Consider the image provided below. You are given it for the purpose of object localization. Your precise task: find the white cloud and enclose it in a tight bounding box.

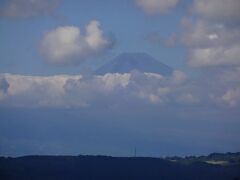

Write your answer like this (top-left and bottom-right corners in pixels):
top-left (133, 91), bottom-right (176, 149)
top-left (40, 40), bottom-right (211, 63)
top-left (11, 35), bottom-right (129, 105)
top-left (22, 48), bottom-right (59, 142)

top-left (179, 15), bottom-right (240, 68)
top-left (171, 70), bottom-right (187, 84)
top-left (165, 1), bottom-right (240, 68)
top-left (180, 19), bottom-right (240, 48)
top-left (85, 21), bottom-right (111, 51)
top-left (177, 93), bottom-right (199, 104)
top-left (192, 0), bottom-right (240, 25)
top-left (220, 67), bottom-right (240, 83)
top-left (0, 71), bottom-right (190, 108)
top-left (1, 69), bottom-right (240, 108)
top-left (99, 73), bottom-right (131, 91)
top-left (0, 77), bottom-right (9, 100)
top-left (189, 45), bottom-right (240, 67)
top-left (0, 73), bottom-right (132, 108)
top-left (1, 73), bottom-right (82, 107)
top-left (0, 0), bottom-right (60, 18)
top-left (135, 0), bottom-right (179, 14)
top-left (40, 20), bottom-right (113, 65)
top-left (222, 87), bottom-right (240, 107)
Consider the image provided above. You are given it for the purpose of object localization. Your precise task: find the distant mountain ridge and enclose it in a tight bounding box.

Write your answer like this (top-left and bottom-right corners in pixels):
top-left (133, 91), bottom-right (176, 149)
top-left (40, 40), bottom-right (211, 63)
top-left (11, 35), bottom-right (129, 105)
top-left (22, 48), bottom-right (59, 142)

top-left (95, 52), bottom-right (173, 75)
top-left (0, 152), bottom-right (239, 180)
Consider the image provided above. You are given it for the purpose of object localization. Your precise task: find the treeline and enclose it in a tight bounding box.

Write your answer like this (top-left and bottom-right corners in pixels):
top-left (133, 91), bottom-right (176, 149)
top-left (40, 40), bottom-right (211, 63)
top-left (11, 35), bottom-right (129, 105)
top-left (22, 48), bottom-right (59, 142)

top-left (0, 153), bottom-right (239, 180)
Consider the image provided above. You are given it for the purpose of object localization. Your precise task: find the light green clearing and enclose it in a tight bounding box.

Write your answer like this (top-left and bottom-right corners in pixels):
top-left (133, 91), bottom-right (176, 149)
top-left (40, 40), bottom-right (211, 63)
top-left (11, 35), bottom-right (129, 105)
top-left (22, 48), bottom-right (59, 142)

top-left (206, 160), bottom-right (229, 165)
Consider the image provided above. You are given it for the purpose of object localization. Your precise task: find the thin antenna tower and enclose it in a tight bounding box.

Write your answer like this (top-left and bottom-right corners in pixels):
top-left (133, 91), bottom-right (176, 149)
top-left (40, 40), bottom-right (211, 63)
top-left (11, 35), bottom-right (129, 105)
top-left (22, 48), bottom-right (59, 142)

top-left (134, 147), bottom-right (136, 157)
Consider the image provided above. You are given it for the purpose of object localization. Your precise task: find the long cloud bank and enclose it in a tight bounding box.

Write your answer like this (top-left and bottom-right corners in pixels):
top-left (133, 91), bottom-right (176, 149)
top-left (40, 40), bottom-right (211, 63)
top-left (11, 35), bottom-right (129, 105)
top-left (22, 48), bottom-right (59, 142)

top-left (0, 69), bottom-right (240, 108)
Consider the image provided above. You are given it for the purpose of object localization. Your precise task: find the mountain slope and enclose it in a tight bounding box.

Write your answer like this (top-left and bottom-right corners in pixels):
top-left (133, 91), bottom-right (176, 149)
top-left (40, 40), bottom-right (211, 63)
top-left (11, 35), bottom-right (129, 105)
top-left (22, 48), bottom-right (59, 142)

top-left (95, 52), bottom-right (173, 75)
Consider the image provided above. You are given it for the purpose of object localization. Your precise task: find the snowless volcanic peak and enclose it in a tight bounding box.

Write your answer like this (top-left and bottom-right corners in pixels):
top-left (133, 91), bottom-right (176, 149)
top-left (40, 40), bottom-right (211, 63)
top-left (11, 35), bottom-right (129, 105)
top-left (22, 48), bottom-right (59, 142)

top-left (95, 52), bottom-right (173, 75)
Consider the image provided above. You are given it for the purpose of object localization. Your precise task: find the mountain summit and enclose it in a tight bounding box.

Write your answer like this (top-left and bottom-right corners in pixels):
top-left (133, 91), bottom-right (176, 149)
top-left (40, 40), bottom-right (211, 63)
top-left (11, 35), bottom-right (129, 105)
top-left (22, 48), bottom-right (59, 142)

top-left (95, 52), bottom-right (172, 75)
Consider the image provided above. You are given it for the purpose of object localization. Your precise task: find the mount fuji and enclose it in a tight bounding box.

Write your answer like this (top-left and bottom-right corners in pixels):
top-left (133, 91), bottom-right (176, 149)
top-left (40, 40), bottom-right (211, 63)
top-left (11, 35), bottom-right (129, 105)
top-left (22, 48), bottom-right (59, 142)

top-left (95, 52), bottom-right (173, 75)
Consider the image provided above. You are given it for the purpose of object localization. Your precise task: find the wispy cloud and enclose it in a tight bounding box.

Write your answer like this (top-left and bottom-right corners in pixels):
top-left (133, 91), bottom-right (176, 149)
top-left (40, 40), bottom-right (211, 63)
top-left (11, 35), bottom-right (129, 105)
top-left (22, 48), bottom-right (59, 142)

top-left (0, 0), bottom-right (60, 18)
top-left (135, 0), bottom-right (179, 15)
top-left (191, 0), bottom-right (240, 26)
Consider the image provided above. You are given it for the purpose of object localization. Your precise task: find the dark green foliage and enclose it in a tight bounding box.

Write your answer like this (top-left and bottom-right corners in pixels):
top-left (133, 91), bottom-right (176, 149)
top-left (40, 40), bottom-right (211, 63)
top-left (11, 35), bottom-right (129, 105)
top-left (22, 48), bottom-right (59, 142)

top-left (0, 153), bottom-right (239, 180)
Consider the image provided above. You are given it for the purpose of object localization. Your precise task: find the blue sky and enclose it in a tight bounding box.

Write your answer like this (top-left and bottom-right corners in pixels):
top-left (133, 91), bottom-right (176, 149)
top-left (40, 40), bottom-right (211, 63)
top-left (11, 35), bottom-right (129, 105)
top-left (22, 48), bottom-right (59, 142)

top-left (0, 0), bottom-right (240, 157)
top-left (0, 0), bottom-right (188, 75)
